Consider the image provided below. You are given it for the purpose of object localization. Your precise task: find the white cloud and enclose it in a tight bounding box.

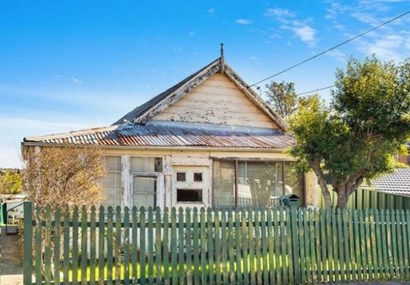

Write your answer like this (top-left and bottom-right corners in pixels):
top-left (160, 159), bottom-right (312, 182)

top-left (172, 47), bottom-right (183, 52)
top-left (351, 12), bottom-right (380, 26)
top-left (292, 23), bottom-right (317, 45)
top-left (55, 74), bottom-right (83, 85)
top-left (236, 19), bottom-right (252, 25)
top-left (188, 32), bottom-right (195, 36)
top-left (265, 7), bottom-right (317, 46)
top-left (326, 50), bottom-right (347, 62)
top-left (324, 0), bottom-right (410, 61)
top-left (207, 8), bottom-right (215, 16)
top-left (265, 8), bottom-right (295, 19)
top-left (358, 34), bottom-right (409, 60)
top-left (70, 77), bottom-right (83, 85)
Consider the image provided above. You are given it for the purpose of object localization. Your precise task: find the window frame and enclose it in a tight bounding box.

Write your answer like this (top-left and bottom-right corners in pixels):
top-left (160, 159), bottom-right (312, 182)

top-left (212, 158), bottom-right (305, 208)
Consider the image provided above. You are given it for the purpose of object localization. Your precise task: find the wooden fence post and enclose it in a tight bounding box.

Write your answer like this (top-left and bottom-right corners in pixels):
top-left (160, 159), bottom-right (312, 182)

top-left (23, 201), bottom-right (33, 285)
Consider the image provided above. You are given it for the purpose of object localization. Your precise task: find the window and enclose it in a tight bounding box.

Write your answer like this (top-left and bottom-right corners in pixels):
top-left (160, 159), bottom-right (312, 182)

top-left (176, 172), bottom-right (186, 182)
top-left (133, 176), bottom-right (157, 209)
top-left (131, 157), bottom-right (162, 172)
top-left (130, 157), bottom-right (162, 209)
top-left (101, 156), bottom-right (122, 207)
top-left (213, 160), bottom-right (304, 208)
top-left (194, 172), bottom-right (203, 182)
top-left (177, 189), bottom-right (202, 202)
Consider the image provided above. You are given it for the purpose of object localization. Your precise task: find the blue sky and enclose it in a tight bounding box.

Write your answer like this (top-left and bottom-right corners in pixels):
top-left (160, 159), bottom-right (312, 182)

top-left (1, 0), bottom-right (409, 167)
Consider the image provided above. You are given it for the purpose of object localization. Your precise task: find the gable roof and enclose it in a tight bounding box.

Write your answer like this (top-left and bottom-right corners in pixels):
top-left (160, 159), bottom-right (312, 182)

top-left (23, 55), bottom-right (294, 150)
top-left (114, 56), bottom-right (287, 131)
top-left (361, 168), bottom-right (410, 197)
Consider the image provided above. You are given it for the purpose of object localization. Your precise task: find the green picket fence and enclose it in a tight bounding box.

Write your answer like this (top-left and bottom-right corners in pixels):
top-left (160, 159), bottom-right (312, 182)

top-left (320, 188), bottom-right (410, 209)
top-left (23, 202), bottom-right (410, 285)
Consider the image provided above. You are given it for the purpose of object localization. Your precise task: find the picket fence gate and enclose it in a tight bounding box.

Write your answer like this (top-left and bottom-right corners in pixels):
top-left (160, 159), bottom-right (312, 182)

top-left (23, 202), bottom-right (410, 284)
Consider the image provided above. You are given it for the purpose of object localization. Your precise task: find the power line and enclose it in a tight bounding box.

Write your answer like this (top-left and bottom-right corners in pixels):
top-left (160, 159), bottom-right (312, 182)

top-left (296, 85), bottom-right (335, 96)
top-left (248, 9), bottom-right (410, 88)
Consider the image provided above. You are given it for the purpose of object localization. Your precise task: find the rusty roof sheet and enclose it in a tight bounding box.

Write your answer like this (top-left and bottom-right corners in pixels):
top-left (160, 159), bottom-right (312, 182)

top-left (24, 122), bottom-right (295, 149)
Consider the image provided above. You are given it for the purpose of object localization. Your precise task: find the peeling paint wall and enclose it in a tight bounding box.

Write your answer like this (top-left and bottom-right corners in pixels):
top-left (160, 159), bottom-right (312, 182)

top-left (153, 74), bottom-right (279, 129)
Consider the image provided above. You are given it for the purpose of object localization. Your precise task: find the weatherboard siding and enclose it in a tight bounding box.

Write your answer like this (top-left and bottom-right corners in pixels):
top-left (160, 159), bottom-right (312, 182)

top-left (153, 74), bottom-right (279, 129)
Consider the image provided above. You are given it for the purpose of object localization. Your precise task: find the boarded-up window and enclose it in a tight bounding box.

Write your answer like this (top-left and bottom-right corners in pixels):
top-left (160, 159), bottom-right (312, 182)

top-left (213, 160), bottom-right (304, 208)
top-left (102, 156), bottom-right (122, 207)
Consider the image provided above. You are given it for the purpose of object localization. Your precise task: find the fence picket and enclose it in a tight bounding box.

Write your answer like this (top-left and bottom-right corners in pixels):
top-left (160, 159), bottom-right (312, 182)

top-left (155, 208), bottom-right (162, 285)
top-left (170, 208), bottom-right (178, 285)
top-left (123, 207), bottom-right (130, 285)
top-left (131, 207), bottom-right (138, 282)
top-left (44, 205), bottom-right (52, 285)
top-left (192, 207), bottom-right (200, 285)
top-left (53, 207), bottom-right (61, 285)
top-left (227, 209), bottom-right (236, 284)
top-left (98, 206), bottom-right (105, 283)
top-left (403, 210), bottom-right (410, 279)
top-left (221, 210), bottom-right (229, 285)
top-left (207, 209), bottom-right (215, 284)
top-left (80, 206), bottom-right (88, 285)
top-left (72, 207), bottom-right (79, 285)
top-left (254, 209), bottom-right (262, 285)
top-left (241, 208), bottom-right (249, 285)
top-left (163, 208), bottom-right (170, 285)
top-left (200, 208), bottom-right (207, 285)
top-left (177, 208), bottom-right (184, 285)
top-left (89, 206), bottom-right (96, 285)
top-left (147, 207), bottom-right (154, 285)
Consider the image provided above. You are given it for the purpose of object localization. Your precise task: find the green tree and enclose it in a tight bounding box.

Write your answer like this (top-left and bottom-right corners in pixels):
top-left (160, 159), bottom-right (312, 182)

top-left (289, 56), bottom-right (410, 208)
top-left (265, 81), bottom-right (298, 119)
top-left (0, 170), bottom-right (22, 195)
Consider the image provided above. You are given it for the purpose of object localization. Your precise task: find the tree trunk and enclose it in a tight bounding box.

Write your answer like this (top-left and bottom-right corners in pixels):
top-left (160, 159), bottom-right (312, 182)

top-left (309, 161), bottom-right (333, 208)
top-left (316, 174), bottom-right (333, 208)
top-left (336, 185), bottom-right (349, 209)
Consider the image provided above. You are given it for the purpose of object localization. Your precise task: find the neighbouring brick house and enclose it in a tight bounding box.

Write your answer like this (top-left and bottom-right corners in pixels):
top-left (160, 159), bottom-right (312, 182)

top-left (22, 52), bottom-right (319, 209)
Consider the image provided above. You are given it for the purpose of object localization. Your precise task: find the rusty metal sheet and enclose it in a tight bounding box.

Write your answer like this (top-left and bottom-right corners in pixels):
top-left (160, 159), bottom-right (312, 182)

top-left (24, 123), bottom-right (295, 149)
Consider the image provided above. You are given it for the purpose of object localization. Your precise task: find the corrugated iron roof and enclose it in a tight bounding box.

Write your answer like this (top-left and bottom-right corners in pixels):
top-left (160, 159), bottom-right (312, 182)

top-left (362, 168), bottom-right (410, 196)
top-left (24, 122), bottom-right (295, 149)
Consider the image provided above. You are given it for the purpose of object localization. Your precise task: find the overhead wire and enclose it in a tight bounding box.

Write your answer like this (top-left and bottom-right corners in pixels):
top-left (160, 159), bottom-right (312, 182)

top-left (296, 85), bottom-right (335, 96)
top-left (248, 9), bottom-right (410, 88)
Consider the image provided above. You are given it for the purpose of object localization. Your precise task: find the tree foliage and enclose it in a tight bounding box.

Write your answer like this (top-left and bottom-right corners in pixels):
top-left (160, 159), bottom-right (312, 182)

top-left (24, 145), bottom-right (106, 208)
top-left (265, 81), bottom-right (299, 119)
top-left (289, 56), bottom-right (410, 208)
top-left (0, 169), bottom-right (22, 195)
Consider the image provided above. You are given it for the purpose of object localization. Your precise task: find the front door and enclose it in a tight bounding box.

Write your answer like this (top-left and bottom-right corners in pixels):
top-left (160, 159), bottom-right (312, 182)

top-left (172, 166), bottom-right (209, 208)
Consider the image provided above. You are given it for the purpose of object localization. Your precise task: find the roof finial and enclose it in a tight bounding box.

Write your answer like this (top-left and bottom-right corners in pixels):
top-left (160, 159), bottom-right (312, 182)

top-left (219, 43), bottom-right (225, 74)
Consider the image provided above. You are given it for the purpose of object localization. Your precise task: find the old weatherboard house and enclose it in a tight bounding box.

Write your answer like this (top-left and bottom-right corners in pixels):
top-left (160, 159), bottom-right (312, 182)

top-left (22, 49), bottom-right (318, 209)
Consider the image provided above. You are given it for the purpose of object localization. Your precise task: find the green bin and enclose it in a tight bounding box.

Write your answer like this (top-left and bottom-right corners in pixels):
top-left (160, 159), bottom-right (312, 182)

top-left (281, 194), bottom-right (300, 208)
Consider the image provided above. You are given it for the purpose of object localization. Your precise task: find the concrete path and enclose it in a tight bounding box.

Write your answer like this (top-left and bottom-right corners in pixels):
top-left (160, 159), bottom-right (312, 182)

top-left (0, 229), bottom-right (23, 285)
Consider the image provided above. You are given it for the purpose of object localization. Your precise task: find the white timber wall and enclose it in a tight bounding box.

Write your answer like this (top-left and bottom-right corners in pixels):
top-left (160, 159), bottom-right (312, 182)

top-left (101, 148), bottom-right (319, 209)
top-left (153, 73), bottom-right (279, 129)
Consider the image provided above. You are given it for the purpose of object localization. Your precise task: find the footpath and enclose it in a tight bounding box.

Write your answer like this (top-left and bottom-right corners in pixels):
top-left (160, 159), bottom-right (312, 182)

top-left (0, 230), bottom-right (23, 285)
